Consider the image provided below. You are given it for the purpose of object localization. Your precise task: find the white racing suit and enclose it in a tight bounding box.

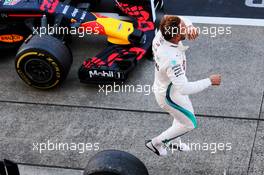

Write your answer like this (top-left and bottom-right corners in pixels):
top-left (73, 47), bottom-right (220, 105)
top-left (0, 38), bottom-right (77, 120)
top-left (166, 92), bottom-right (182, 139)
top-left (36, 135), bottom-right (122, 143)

top-left (152, 17), bottom-right (212, 146)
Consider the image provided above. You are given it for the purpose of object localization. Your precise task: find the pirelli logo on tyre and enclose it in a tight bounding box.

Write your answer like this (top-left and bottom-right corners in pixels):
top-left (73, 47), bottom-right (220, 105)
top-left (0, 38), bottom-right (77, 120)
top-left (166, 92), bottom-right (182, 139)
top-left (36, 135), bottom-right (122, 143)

top-left (16, 52), bottom-right (37, 86)
top-left (46, 57), bottom-right (61, 79)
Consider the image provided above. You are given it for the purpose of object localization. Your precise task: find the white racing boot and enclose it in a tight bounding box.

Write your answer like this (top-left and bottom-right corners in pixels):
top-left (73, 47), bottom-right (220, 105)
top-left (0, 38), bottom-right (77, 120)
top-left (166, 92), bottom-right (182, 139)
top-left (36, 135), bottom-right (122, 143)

top-left (145, 140), bottom-right (168, 157)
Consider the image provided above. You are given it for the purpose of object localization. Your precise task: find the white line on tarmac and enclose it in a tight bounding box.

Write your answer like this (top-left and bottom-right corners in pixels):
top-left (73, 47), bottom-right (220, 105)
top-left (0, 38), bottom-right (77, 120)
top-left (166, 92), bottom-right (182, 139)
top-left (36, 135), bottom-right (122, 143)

top-left (177, 16), bottom-right (264, 26)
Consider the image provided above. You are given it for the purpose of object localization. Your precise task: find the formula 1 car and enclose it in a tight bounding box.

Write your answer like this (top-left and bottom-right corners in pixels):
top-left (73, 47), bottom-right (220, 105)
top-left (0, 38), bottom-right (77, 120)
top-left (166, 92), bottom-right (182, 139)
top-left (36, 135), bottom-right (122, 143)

top-left (0, 0), bottom-right (163, 89)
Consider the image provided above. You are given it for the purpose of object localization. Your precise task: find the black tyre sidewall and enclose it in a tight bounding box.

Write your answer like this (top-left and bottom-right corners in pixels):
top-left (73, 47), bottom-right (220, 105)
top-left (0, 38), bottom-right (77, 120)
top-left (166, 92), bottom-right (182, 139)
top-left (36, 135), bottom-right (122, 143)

top-left (16, 49), bottom-right (63, 89)
top-left (84, 150), bottom-right (149, 175)
top-left (15, 35), bottom-right (72, 89)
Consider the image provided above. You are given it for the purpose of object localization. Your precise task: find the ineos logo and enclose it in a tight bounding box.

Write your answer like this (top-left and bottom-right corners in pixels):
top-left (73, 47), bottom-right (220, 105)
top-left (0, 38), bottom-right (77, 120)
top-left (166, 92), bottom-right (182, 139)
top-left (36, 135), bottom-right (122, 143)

top-left (245, 0), bottom-right (264, 8)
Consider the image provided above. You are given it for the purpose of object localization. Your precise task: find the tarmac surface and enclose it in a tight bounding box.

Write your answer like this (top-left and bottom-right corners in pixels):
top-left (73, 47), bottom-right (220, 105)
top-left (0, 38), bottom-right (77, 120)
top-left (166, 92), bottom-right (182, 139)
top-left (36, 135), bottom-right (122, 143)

top-left (0, 0), bottom-right (264, 175)
top-left (166, 0), bottom-right (264, 19)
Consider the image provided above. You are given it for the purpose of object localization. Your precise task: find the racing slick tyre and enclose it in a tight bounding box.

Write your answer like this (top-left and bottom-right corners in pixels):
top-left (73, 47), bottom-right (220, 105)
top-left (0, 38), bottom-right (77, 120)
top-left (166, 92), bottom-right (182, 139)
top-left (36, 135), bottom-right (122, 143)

top-left (84, 150), bottom-right (149, 175)
top-left (15, 35), bottom-right (73, 89)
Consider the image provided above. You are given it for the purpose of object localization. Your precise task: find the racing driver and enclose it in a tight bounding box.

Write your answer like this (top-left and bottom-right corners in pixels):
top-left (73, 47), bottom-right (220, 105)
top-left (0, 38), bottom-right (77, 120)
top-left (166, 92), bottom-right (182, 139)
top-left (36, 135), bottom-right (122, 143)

top-left (145, 15), bottom-right (221, 156)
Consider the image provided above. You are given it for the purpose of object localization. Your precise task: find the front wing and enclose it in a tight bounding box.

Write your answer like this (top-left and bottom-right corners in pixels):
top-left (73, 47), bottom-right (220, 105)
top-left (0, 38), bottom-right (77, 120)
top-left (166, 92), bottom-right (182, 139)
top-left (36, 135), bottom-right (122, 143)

top-left (78, 0), bottom-right (156, 84)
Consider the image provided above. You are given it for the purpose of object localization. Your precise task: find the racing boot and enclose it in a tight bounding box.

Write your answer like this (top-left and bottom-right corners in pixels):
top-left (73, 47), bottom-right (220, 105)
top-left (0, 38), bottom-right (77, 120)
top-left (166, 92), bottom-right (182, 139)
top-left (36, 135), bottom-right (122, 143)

top-left (145, 140), bottom-right (168, 156)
